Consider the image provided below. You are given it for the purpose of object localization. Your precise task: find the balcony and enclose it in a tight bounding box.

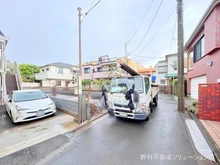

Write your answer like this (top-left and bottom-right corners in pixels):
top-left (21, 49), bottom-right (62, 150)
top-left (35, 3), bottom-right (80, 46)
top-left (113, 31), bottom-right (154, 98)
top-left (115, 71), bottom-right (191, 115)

top-left (35, 71), bottom-right (72, 80)
top-left (99, 57), bottom-right (118, 66)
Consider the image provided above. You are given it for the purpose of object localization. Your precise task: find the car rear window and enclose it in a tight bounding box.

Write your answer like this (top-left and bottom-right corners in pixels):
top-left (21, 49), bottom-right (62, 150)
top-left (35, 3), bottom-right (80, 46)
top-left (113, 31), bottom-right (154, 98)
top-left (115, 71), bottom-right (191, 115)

top-left (14, 91), bottom-right (48, 102)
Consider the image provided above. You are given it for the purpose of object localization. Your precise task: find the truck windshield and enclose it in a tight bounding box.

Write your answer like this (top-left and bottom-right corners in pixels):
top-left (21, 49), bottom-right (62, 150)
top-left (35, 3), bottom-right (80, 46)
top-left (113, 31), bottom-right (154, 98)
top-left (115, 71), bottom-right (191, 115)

top-left (109, 76), bottom-right (143, 93)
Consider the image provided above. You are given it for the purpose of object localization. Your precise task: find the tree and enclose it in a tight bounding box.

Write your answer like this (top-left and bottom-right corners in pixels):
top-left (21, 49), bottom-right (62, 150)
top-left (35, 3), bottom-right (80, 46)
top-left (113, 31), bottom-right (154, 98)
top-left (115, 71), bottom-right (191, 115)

top-left (19, 64), bottom-right (40, 82)
top-left (103, 64), bottom-right (121, 78)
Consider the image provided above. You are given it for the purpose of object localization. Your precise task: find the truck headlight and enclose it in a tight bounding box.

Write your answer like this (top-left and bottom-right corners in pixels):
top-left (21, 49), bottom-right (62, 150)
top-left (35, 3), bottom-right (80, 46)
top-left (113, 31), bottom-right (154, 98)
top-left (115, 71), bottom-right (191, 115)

top-left (135, 103), bottom-right (146, 113)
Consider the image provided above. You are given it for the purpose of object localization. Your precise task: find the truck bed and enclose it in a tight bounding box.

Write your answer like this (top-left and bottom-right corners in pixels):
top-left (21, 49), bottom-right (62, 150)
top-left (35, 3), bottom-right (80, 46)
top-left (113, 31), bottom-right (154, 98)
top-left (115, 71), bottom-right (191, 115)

top-left (151, 86), bottom-right (159, 98)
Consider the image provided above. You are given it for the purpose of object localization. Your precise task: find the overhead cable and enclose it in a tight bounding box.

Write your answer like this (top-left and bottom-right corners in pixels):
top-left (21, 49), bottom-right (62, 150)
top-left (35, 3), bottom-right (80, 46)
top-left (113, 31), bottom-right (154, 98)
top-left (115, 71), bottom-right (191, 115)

top-left (132, 8), bottom-right (175, 60)
top-left (128, 0), bottom-right (154, 43)
top-left (130, 0), bottom-right (164, 54)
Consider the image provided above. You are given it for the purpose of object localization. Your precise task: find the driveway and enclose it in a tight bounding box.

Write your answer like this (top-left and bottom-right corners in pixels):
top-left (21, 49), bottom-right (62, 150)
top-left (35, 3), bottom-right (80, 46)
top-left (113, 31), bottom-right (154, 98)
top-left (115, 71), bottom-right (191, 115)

top-left (0, 105), bottom-right (63, 132)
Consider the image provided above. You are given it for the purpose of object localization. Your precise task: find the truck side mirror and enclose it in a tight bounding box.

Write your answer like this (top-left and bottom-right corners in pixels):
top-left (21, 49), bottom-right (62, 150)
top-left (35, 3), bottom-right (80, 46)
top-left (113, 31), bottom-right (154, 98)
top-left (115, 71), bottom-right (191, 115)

top-left (133, 90), bottom-right (139, 103)
top-left (132, 84), bottom-right (135, 90)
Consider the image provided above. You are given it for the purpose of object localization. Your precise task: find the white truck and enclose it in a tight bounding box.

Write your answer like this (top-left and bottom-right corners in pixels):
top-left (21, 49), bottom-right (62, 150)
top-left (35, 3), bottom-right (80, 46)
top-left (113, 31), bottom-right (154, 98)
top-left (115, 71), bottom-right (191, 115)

top-left (105, 74), bottom-right (159, 121)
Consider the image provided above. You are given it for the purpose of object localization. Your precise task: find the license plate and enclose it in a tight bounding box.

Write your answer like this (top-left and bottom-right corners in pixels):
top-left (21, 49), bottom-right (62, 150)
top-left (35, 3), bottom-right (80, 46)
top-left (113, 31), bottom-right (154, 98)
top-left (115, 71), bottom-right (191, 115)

top-left (119, 113), bottom-right (127, 118)
top-left (36, 110), bottom-right (45, 117)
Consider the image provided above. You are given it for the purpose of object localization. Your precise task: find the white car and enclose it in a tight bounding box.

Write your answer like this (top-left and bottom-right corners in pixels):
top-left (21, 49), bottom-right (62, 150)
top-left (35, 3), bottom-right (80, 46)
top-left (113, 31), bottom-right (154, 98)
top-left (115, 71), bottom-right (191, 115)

top-left (6, 89), bottom-right (56, 123)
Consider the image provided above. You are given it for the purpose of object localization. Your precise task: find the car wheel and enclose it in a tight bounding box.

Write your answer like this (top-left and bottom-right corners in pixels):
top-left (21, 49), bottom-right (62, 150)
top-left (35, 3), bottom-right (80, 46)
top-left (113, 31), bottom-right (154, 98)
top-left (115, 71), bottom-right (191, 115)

top-left (10, 111), bottom-right (15, 124)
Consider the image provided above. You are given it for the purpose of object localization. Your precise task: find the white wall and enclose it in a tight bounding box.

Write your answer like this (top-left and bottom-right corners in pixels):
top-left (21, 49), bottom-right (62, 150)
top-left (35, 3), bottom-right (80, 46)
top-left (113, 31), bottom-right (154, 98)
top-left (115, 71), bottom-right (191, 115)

top-left (50, 80), bottom-right (56, 86)
top-left (155, 61), bottom-right (168, 85)
top-left (61, 80), bottom-right (65, 87)
top-left (167, 55), bottom-right (177, 74)
top-left (42, 80), bottom-right (50, 87)
top-left (23, 82), bottom-right (40, 88)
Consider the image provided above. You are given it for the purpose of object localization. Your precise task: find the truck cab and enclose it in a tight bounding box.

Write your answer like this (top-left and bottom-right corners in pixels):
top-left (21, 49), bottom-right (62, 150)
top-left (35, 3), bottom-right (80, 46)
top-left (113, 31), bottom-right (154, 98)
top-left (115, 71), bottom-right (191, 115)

top-left (107, 75), bottom-right (158, 120)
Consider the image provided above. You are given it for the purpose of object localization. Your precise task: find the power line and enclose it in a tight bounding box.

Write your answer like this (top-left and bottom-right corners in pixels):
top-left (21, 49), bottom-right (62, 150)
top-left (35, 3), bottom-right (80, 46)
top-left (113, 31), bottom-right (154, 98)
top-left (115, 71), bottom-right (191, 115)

top-left (88, 0), bottom-right (96, 11)
top-left (85, 0), bottom-right (101, 16)
top-left (128, 0), bottom-right (154, 43)
top-left (81, 0), bottom-right (102, 23)
top-left (132, 8), bottom-right (175, 60)
top-left (129, 54), bottom-right (164, 59)
top-left (130, 0), bottom-right (164, 54)
top-left (168, 19), bottom-right (177, 53)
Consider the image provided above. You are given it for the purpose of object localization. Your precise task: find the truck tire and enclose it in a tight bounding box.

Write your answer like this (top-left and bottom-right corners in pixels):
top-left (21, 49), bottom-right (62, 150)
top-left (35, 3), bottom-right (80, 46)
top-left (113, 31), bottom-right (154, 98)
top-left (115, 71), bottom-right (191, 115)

top-left (146, 115), bottom-right (150, 121)
top-left (149, 102), bottom-right (153, 112)
top-left (153, 97), bottom-right (158, 107)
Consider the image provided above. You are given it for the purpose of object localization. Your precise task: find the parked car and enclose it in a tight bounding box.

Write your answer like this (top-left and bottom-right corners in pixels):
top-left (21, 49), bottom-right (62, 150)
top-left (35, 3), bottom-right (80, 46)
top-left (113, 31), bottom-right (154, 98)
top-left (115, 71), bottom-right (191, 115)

top-left (6, 89), bottom-right (56, 123)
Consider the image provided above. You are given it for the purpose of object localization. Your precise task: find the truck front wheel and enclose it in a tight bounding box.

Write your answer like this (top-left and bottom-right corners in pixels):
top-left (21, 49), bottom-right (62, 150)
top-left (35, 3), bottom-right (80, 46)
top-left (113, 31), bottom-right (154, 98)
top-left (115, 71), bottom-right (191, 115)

top-left (153, 97), bottom-right (158, 107)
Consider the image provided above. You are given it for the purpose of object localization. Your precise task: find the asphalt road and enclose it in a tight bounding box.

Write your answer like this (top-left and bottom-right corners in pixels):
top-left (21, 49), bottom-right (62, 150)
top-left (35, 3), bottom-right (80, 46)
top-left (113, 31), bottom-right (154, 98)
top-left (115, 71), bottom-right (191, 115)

top-left (43, 94), bottom-right (215, 165)
top-left (0, 105), bottom-right (63, 132)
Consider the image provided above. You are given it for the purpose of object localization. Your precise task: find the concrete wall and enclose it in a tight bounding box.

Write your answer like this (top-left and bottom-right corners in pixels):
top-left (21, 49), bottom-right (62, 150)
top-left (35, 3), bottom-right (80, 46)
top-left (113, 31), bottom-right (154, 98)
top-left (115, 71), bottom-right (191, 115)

top-left (50, 97), bottom-right (78, 113)
top-left (50, 96), bottom-right (90, 120)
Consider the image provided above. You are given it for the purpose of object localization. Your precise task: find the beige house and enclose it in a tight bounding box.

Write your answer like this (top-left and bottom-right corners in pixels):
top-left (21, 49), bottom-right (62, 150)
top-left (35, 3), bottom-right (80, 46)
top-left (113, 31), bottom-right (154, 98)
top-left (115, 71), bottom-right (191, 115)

top-left (35, 62), bottom-right (78, 87)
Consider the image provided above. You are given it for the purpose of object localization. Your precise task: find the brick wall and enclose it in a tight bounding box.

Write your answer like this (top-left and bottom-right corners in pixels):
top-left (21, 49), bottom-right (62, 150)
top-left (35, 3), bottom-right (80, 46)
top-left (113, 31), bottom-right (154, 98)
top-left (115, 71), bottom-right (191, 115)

top-left (198, 84), bottom-right (220, 121)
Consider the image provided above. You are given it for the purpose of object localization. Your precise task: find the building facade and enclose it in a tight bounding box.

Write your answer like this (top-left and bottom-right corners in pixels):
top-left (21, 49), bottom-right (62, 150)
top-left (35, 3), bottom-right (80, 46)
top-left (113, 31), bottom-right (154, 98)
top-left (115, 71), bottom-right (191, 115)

top-left (155, 53), bottom-right (187, 94)
top-left (185, 0), bottom-right (220, 99)
top-left (138, 67), bottom-right (156, 83)
top-left (35, 62), bottom-right (78, 87)
top-left (82, 56), bottom-right (144, 80)
top-left (0, 31), bottom-right (8, 102)
top-left (155, 54), bottom-right (178, 87)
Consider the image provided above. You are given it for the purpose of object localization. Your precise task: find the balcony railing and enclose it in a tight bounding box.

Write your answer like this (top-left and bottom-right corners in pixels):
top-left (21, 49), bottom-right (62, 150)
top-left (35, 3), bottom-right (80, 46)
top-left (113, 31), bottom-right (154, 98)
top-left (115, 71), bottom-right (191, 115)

top-left (99, 57), bottom-right (118, 65)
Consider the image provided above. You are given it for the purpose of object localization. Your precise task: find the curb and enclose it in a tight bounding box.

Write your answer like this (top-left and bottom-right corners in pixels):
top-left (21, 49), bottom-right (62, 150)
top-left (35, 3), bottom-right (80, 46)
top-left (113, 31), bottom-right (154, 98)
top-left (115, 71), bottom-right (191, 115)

top-left (189, 112), bottom-right (220, 164)
top-left (63, 111), bottom-right (108, 135)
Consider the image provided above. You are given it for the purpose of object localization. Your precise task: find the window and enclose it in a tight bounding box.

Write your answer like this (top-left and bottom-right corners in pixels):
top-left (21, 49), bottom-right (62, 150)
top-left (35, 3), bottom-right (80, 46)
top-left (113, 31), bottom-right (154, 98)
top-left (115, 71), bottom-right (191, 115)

top-left (109, 76), bottom-right (144, 93)
top-left (158, 66), bottom-right (167, 73)
top-left (173, 61), bottom-right (177, 70)
top-left (161, 80), bottom-right (165, 84)
top-left (144, 77), bottom-right (150, 94)
top-left (65, 81), bottom-right (70, 86)
top-left (194, 35), bottom-right (205, 62)
top-left (56, 67), bottom-right (63, 73)
top-left (84, 68), bottom-right (90, 74)
top-left (97, 67), bottom-right (102, 72)
top-left (56, 80), bottom-right (61, 86)
top-left (46, 68), bottom-right (49, 71)
top-left (42, 69), bottom-right (44, 72)
top-left (189, 51), bottom-right (193, 69)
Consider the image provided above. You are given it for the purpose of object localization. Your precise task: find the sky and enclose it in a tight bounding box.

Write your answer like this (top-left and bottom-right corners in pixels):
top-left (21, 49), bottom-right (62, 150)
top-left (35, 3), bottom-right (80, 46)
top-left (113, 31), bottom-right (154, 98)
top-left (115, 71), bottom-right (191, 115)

top-left (0, 0), bottom-right (212, 67)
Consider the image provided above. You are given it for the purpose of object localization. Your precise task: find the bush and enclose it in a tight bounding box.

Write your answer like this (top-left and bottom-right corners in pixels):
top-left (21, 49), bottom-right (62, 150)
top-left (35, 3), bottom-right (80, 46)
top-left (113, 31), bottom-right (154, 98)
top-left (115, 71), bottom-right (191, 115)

top-left (92, 78), bottom-right (111, 86)
top-left (82, 80), bottom-right (91, 86)
top-left (173, 79), bottom-right (178, 96)
top-left (192, 101), bottom-right (198, 107)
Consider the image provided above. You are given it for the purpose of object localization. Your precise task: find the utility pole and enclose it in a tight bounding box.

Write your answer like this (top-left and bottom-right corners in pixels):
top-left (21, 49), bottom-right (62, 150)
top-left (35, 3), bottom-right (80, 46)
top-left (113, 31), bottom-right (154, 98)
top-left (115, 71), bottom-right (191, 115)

top-left (177, 0), bottom-right (184, 112)
top-left (78, 7), bottom-right (82, 124)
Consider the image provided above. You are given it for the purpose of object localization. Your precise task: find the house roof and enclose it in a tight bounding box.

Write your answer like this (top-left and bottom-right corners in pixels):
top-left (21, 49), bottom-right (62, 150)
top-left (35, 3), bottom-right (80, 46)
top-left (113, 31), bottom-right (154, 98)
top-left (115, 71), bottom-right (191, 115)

top-left (185, 0), bottom-right (220, 49)
top-left (0, 31), bottom-right (5, 37)
top-left (41, 62), bottom-right (78, 69)
top-left (0, 30), bottom-right (9, 44)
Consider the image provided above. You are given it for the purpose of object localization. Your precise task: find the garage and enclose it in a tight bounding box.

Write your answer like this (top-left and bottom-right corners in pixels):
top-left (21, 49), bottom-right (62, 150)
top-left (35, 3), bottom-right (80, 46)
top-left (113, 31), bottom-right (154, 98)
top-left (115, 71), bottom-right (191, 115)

top-left (190, 75), bottom-right (207, 100)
